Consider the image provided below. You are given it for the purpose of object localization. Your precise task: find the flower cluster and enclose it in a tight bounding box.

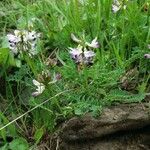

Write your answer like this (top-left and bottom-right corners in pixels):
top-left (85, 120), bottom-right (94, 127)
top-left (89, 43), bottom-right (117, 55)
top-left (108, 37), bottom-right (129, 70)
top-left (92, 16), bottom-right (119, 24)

top-left (112, 0), bottom-right (128, 13)
top-left (32, 70), bottom-right (61, 97)
top-left (7, 30), bottom-right (40, 56)
top-left (69, 34), bottom-right (99, 66)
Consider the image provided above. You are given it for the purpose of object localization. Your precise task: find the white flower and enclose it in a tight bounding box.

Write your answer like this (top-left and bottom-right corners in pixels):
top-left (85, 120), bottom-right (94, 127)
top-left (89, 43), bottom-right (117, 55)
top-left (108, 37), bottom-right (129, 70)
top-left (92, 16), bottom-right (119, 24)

top-left (112, 0), bottom-right (127, 13)
top-left (71, 33), bottom-right (81, 43)
top-left (112, 4), bottom-right (121, 13)
top-left (84, 50), bottom-right (95, 58)
top-left (26, 31), bottom-right (40, 41)
top-left (144, 54), bottom-right (150, 59)
top-left (14, 30), bottom-right (22, 37)
top-left (14, 30), bottom-right (27, 42)
top-left (83, 49), bottom-right (95, 64)
top-left (32, 79), bottom-right (45, 97)
top-left (85, 37), bottom-right (99, 48)
top-left (14, 30), bottom-right (40, 42)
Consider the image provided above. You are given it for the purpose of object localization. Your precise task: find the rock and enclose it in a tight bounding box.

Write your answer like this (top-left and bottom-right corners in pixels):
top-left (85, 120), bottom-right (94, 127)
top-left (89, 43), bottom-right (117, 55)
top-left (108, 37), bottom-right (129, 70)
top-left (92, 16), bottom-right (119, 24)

top-left (59, 129), bottom-right (150, 150)
top-left (60, 103), bottom-right (150, 141)
top-left (56, 103), bottom-right (150, 150)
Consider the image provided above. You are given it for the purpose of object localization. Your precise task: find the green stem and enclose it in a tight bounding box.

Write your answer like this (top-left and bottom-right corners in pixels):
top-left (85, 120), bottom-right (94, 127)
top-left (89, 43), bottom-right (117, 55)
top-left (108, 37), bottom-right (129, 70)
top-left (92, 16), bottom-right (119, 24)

top-left (24, 54), bottom-right (37, 77)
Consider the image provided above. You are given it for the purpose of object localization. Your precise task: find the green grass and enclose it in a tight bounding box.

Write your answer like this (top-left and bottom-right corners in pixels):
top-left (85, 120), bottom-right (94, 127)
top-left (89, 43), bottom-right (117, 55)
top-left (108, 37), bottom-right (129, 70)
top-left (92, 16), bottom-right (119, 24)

top-left (0, 0), bottom-right (150, 149)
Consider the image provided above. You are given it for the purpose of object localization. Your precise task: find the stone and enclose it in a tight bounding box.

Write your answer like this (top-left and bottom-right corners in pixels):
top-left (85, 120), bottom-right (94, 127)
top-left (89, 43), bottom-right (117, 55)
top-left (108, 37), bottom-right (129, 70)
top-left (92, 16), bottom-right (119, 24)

top-left (60, 103), bottom-right (150, 141)
top-left (57, 103), bottom-right (150, 150)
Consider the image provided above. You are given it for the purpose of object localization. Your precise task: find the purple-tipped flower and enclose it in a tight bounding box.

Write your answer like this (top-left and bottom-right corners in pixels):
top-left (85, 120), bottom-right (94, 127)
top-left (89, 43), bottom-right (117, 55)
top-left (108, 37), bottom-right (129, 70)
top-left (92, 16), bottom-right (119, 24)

top-left (7, 34), bottom-right (21, 54)
top-left (69, 46), bottom-right (96, 65)
top-left (69, 45), bottom-right (83, 60)
top-left (69, 48), bottom-right (82, 59)
top-left (69, 34), bottom-right (97, 66)
top-left (7, 33), bottom-right (20, 43)
top-left (144, 54), bottom-right (150, 59)
top-left (69, 47), bottom-right (83, 63)
top-left (85, 37), bottom-right (99, 48)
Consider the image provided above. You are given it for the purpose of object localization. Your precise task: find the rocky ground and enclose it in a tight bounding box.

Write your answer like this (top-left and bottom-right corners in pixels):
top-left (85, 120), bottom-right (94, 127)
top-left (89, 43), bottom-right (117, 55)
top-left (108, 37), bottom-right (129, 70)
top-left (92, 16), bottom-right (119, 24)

top-left (54, 103), bottom-right (150, 150)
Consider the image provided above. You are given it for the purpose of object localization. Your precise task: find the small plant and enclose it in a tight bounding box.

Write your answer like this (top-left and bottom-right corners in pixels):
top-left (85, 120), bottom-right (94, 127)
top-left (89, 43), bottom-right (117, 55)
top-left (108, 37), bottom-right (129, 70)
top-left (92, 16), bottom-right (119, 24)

top-left (69, 33), bottom-right (99, 70)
